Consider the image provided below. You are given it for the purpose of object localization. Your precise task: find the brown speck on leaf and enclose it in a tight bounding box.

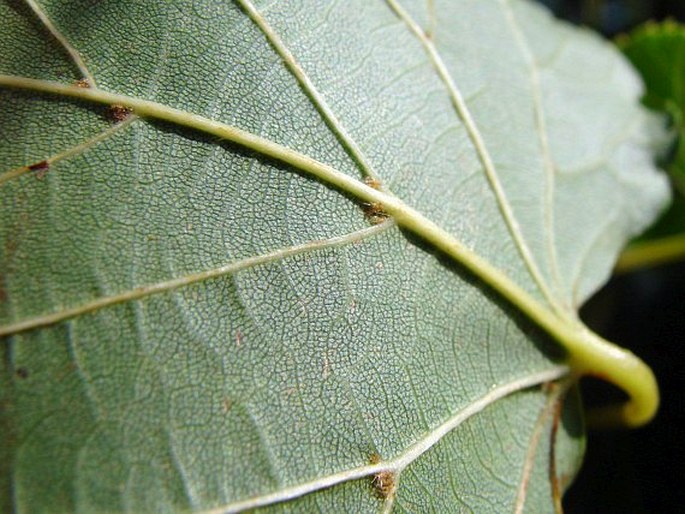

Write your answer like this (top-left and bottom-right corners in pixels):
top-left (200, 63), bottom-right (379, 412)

top-left (361, 177), bottom-right (389, 223)
top-left (15, 368), bottom-right (29, 380)
top-left (108, 104), bottom-right (133, 122)
top-left (364, 176), bottom-right (382, 190)
top-left (222, 398), bottom-right (232, 413)
top-left (363, 202), bottom-right (389, 225)
top-left (28, 160), bottom-right (50, 179)
top-left (370, 453), bottom-right (396, 499)
top-left (74, 78), bottom-right (91, 88)
top-left (235, 329), bottom-right (242, 347)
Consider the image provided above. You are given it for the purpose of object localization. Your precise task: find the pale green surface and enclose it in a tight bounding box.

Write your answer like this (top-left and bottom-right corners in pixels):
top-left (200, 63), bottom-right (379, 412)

top-left (0, 0), bottom-right (668, 513)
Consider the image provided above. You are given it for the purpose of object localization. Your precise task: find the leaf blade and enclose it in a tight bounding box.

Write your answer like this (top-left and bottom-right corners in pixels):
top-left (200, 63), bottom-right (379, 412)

top-left (0, 0), bottom-right (669, 512)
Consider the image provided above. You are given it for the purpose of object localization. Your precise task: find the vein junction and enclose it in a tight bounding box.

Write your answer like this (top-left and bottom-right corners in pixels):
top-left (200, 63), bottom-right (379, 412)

top-left (0, 3), bottom-right (664, 511)
top-left (0, 73), bottom-right (659, 430)
top-left (199, 368), bottom-right (568, 514)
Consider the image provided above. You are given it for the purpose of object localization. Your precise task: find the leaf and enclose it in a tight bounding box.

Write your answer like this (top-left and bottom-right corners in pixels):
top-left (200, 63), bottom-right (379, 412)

top-left (0, 0), bottom-right (669, 512)
top-left (616, 20), bottom-right (685, 271)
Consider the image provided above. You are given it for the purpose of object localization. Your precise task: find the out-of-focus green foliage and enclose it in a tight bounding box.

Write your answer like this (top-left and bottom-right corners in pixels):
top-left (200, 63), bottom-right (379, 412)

top-left (616, 21), bottom-right (685, 271)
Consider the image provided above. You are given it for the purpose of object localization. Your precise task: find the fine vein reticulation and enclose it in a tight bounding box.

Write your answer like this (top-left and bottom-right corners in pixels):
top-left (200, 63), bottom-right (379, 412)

top-left (0, 222), bottom-right (393, 336)
top-left (0, 71), bottom-right (658, 425)
top-left (385, 0), bottom-right (563, 315)
top-left (0, 1), bottom-right (661, 511)
top-left (199, 367), bottom-right (568, 514)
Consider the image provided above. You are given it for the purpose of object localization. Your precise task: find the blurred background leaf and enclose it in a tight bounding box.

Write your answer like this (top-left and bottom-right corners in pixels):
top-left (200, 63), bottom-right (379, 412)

top-left (617, 21), bottom-right (685, 271)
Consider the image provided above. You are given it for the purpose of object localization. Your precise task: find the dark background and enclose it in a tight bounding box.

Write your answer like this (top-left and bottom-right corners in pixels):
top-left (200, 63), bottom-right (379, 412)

top-left (535, 1), bottom-right (685, 512)
top-left (540, 0), bottom-right (685, 35)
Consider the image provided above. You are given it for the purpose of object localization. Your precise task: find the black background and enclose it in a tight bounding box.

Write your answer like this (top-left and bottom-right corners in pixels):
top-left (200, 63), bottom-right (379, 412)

top-left (535, 1), bottom-right (685, 512)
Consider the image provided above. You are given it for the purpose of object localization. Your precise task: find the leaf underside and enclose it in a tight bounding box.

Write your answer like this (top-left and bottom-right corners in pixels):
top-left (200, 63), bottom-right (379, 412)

top-left (0, 0), bottom-right (668, 512)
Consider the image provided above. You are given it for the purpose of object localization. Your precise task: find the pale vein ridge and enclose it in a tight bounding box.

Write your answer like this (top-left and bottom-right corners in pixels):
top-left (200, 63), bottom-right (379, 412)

top-left (0, 222), bottom-right (392, 337)
top-left (22, 0), bottom-right (96, 85)
top-left (0, 116), bottom-right (137, 186)
top-left (237, 0), bottom-right (381, 181)
top-left (501, 0), bottom-right (565, 308)
top-left (0, 74), bottom-right (660, 427)
top-left (384, 0), bottom-right (561, 312)
top-left (199, 367), bottom-right (568, 514)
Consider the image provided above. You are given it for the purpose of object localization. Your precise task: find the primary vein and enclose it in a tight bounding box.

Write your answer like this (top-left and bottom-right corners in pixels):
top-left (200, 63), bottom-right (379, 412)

top-left (0, 73), bottom-right (659, 427)
top-left (385, 0), bottom-right (562, 314)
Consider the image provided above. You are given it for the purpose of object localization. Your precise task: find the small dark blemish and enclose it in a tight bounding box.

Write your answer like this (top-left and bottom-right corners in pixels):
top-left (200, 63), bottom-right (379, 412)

top-left (370, 453), bottom-right (396, 499)
top-left (15, 368), bottom-right (29, 380)
top-left (107, 104), bottom-right (133, 123)
top-left (74, 78), bottom-right (91, 88)
top-left (363, 202), bottom-right (389, 225)
top-left (364, 176), bottom-right (382, 190)
top-left (28, 160), bottom-right (50, 179)
top-left (361, 178), bottom-right (389, 224)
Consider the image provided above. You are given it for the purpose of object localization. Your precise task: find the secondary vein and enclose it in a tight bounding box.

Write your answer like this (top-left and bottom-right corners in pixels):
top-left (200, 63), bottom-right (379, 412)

top-left (22, 0), bottom-right (96, 86)
top-left (0, 116), bottom-right (137, 186)
top-left (384, 0), bottom-right (563, 314)
top-left (0, 73), bottom-right (659, 427)
top-left (237, 0), bottom-right (381, 182)
top-left (0, 221), bottom-right (392, 337)
top-left (501, 0), bottom-right (565, 308)
top-left (199, 367), bottom-right (568, 514)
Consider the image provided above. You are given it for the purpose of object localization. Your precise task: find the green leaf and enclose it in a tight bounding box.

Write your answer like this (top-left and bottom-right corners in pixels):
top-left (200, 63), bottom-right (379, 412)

top-left (616, 20), bottom-right (685, 270)
top-left (0, 0), bottom-right (668, 512)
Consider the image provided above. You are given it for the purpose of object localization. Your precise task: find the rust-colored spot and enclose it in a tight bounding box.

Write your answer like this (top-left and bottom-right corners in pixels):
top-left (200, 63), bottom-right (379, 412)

top-left (28, 160), bottom-right (50, 179)
top-left (28, 160), bottom-right (49, 171)
top-left (108, 104), bottom-right (133, 122)
top-left (74, 78), bottom-right (91, 88)
top-left (361, 177), bottom-right (389, 224)
top-left (363, 202), bottom-right (389, 225)
top-left (15, 368), bottom-right (29, 380)
top-left (370, 453), bottom-right (396, 499)
top-left (364, 176), bottom-right (382, 190)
